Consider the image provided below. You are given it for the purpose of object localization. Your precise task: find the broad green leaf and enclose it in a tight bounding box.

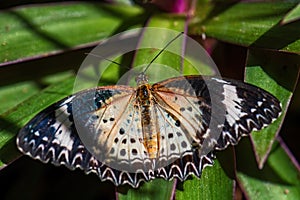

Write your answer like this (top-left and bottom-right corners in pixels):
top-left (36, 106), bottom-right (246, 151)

top-left (117, 179), bottom-right (174, 200)
top-left (0, 76), bottom-right (75, 166)
top-left (190, 2), bottom-right (300, 53)
top-left (131, 14), bottom-right (186, 71)
top-left (245, 49), bottom-right (300, 168)
top-left (132, 14), bottom-right (216, 78)
top-left (0, 82), bottom-right (39, 114)
top-left (282, 3), bottom-right (300, 24)
top-left (176, 157), bottom-right (234, 200)
top-left (0, 71), bottom-right (73, 114)
top-left (236, 139), bottom-right (300, 200)
top-left (0, 2), bottom-right (145, 64)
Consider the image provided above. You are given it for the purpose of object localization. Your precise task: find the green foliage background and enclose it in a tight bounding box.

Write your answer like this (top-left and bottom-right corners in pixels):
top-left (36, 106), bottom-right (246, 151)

top-left (0, 1), bottom-right (299, 199)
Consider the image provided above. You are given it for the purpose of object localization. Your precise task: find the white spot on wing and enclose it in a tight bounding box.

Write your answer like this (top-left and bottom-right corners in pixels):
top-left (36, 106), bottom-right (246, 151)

top-left (251, 108), bottom-right (256, 113)
top-left (257, 101), bottom-right (263, 106)
top-left (34, 131), bottom-right (40, 137)
top-left (212, 77), bottom-right (229, 84)
top-left (51, 106), bottom-right (74, 151)
top-left (222, 84), bottom-right (247, 126)
top-left (58, 96), bottom-right (74, 106)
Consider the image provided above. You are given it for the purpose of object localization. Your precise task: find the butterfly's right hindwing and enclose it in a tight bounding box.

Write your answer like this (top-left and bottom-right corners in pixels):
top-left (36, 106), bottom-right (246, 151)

top-left (16, 95), bottom-right (93, 169)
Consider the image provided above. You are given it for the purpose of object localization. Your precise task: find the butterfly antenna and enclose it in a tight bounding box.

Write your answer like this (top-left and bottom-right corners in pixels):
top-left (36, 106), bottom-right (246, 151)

top-left (85, 53), bottom-right (131, 70)
top-left (142, 32), bottom-right (184, 74)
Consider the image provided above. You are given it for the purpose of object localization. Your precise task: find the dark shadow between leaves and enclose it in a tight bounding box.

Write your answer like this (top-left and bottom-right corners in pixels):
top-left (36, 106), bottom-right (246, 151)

top-left (211, 42), bottom-right (247, 80)
top-left (0, 137), bottom-right (21, 168)
top-left (116, 182), bottom-right (145, 195)
top-left (116, 178), bottom-right (173, 199)
top-left (235, 138), bottom-right (292, 186)
top-left (0, 117), bottom-right (23, 168)
top-left (250, 20), bottom-right (300, 51)
top-left (0, 116), bottom-right (21, 138)
top-left (0, 47), bottom-right (93, 87)
top-left (0, 155), bottom-right (116, 200)
top-left (0, 0), bottom-right (97, 9)
top-left (216, 145), bottom-right (236, 180)
top-left (247, 49), bottom-right (300, 92)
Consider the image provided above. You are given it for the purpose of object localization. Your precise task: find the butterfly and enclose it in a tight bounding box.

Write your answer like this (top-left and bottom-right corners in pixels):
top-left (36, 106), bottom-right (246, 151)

top-left (16, 73), bottom-right (281, 188)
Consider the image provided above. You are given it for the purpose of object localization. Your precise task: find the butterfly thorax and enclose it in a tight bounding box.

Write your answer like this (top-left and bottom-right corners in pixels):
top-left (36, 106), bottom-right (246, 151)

top-left (135, 72), bottom-right (149, 85)
top-left (136, 83), bottom-right (160, 159)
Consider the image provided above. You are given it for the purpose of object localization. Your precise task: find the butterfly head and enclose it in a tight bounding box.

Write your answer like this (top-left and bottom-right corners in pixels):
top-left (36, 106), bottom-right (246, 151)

top-left (135, 72), bottom-right (149, 86)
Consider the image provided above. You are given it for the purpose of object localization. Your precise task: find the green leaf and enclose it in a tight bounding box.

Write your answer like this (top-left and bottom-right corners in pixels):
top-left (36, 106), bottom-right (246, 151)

top-left (236, 139), bottom-right (300, 200)
top-left (0, 76), bottom-right (75, 166)
top-left (282, 3), bottom-right (300, 24)
top-left (117, 179), bottom-right (175, 200)
top-left (131, 14), bottom-right (186, 66)
top-left (190, 2), bottom-right (300, 53)
top-left (0, 82), bottom-right (39, 114)
top-left (176, 157), bottom-right (234, 200)
top-left (0, 2), bottom-right (145, 64)
top-left (0, 71), bottom-right (73, 114)
top-left (245, 49), bottom-right (300, 168)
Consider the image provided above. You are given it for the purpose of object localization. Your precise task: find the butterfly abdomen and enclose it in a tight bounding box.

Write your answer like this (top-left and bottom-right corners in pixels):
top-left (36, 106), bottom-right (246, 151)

top-left (136, 84), bottom-right (160, 159)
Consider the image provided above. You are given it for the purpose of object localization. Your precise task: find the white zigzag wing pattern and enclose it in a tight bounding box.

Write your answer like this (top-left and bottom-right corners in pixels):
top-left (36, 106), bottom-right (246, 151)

top-left (17, 75), bottom-right (281, 187)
